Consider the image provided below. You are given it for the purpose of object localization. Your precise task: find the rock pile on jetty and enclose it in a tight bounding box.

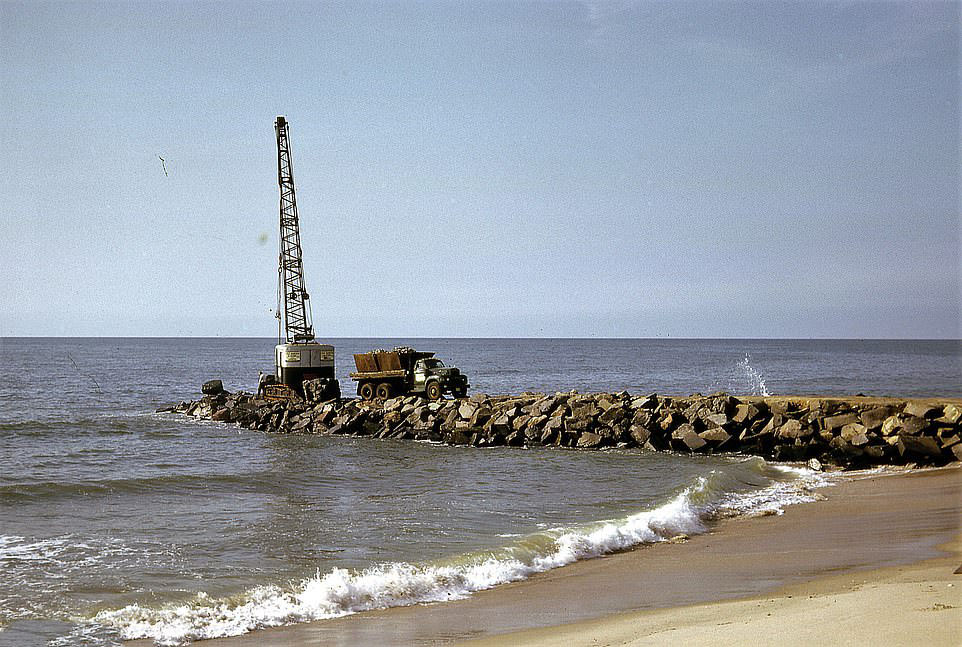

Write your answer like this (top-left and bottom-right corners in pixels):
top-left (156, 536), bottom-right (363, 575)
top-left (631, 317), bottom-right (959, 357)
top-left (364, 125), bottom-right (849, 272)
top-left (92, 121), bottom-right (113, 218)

top-left (159, 380), bottom-right (962, 468)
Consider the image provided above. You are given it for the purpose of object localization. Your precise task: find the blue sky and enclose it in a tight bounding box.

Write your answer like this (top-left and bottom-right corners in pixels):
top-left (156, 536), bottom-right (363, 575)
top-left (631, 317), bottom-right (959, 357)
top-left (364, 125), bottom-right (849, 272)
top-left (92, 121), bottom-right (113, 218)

top-left (1, 1), bottom-right (958, 337)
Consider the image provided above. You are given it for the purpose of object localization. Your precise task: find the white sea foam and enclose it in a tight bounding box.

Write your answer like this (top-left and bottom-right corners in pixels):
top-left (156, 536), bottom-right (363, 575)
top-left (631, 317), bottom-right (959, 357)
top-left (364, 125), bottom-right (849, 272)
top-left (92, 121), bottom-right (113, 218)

top-left (93, 465), bottom-right (827, 646)
top-left (737, 353), bottom-right (771, 396)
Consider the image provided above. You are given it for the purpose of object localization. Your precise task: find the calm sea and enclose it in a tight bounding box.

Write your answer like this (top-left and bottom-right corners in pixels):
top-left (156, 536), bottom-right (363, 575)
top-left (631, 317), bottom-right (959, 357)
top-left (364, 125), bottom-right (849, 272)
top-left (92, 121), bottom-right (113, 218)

top-left (1, 338), bottom-right (959, 646)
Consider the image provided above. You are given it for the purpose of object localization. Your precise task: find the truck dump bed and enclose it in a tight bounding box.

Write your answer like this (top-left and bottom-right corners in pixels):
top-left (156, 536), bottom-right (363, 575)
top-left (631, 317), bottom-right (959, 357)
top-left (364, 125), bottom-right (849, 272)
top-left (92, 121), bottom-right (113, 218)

top-left (351, 348), bottom-right (436, 380)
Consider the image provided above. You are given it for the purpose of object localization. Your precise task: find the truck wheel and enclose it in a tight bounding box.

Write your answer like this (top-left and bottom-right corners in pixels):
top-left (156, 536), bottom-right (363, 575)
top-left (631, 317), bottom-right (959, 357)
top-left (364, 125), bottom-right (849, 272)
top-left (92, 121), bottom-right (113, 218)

top-left (426, 381), bottom-right (442, 401)
top-left (376, 382), bottom-right (392, 400)
top-left (359, 382), bottom-right (375, 401)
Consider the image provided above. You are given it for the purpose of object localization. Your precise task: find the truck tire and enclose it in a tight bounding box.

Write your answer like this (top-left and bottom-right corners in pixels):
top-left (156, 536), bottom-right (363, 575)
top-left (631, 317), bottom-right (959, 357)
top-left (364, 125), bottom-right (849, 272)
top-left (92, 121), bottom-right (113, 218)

top-left (426, 381), bottom-right (442, 401)
top-left (376, 382), bottom-right (392, 400)
top-left (359, 382), bottom-right (375, 401)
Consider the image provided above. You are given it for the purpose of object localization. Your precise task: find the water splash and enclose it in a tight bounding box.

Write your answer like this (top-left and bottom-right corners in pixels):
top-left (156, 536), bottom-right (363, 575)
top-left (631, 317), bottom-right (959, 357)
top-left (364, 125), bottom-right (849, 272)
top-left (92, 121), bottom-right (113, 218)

top-left (737, 353), bottom-right (771, 396)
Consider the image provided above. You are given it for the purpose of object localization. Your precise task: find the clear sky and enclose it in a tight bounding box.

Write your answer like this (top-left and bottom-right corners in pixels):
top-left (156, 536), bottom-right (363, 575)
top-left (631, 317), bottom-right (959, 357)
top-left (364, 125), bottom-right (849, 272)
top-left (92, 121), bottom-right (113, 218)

top-left (1, 0), bottom-right (958, 338)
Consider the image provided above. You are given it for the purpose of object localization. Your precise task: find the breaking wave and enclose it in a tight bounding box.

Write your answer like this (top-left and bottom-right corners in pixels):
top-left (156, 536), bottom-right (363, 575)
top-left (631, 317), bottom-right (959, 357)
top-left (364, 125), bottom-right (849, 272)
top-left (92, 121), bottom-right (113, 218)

top-left (94, 461), bottom-right (826, 646)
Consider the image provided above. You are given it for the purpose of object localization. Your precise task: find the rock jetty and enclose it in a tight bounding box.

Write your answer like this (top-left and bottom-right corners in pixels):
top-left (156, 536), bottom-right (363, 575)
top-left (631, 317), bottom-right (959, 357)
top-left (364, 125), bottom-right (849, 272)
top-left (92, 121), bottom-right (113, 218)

top-left (159, 380), bottom-right (962, 469)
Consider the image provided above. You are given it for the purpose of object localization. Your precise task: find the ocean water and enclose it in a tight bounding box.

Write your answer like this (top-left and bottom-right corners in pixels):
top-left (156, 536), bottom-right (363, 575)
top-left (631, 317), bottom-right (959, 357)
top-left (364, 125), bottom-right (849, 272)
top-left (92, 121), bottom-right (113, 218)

top-left (0, 338), bottom-right (958, 646)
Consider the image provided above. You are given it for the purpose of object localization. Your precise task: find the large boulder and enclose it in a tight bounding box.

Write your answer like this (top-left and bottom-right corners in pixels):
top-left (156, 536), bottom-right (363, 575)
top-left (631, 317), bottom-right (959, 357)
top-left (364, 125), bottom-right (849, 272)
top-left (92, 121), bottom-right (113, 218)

top-left (629, 424), bottom-right (651, 446)
top-left (698, 428), bottom-right (731, 446)
top-left (938, 404), bottom-right (962, 425)
top-left (823, 412), bottom-right (859, 431)
top-left (776, 419), bottom-right (812, 440)
top-left (839, 423), bottom-right (868, 442)
top-left (303, 378), bottom-right (338, 404)
top-left (732, 403), bottom-right (761, 424)
top-left (952, 444), bottom-right (962, 462)
top-left (860, 407), bottom-right (894, 430)
top-left (458, 401), bottom-right (477, 419)
top-left (895, 433), bottom-right (941, 459)
top-left (576, 431), bottom-right (605, 448)
top-left (900, 415), bottom-right (930, 436)
top-left (672, 423), bottom-right (707, 452)
top-left (903, 402), bottom-right (941, 419)
top-left (705, 412), bottom-right (730, 429)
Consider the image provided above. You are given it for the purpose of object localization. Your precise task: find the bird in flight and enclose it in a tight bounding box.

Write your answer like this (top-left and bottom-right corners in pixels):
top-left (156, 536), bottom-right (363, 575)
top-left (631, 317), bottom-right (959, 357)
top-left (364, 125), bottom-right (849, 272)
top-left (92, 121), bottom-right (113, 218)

top-left (158, 155), bottom-right (168, 177)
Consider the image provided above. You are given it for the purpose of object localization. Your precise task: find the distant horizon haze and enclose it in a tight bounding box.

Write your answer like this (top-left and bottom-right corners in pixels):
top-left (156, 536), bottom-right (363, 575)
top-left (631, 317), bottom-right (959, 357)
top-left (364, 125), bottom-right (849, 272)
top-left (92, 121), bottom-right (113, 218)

top-left (1, 335), bottom-right (960, 342)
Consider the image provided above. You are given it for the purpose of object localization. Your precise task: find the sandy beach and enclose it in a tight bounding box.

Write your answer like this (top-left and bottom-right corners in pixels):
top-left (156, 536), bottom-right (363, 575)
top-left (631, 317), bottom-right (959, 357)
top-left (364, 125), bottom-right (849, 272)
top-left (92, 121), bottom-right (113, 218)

top-left (189, 465), bottom-right (961, 647)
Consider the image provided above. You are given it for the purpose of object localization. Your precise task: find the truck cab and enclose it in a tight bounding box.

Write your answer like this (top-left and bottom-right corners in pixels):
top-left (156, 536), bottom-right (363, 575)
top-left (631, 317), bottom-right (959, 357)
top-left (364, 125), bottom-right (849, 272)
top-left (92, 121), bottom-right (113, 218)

top-left (413, 358), bottom-right (464, 397)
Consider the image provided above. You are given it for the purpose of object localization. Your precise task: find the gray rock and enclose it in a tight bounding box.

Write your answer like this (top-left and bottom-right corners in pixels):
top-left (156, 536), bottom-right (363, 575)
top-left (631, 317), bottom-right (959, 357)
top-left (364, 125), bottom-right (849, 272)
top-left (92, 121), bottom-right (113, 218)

top-left (839, 423), bottom-right (867, 442)
top-left (303, 378), bottom-right (338, 404)
top-left (880, 416), bottom-right (902, 437)
top-left (895, 433), bottom-right (941, 458)
top-left (829, 435), bottom-right (862, 457)
top-left (571, 402), bottom-right (601, 420)
top-left (469, 407), bottom-right (492, 427)
top-left (859, 407), bottom-right (894, 430)
top-left (903, 402), bottom-right (940, 419)
top-left (659, 412), bottom-right (679, 431)
top-left (443, 408), bottom-right (460, 429)
top-left (447, 429), bottom-right (472, 445)
top-left (629, 424), bottom-right (651, 446)
top-left (776, 419), bottom-right (811, 440)
top-left (564, 416), bottom-right (591, 432)
top-left (823, 412), bottom-right (859, 431)
top-left (505, 431), bottom-right (526, 447)
top-left (732, 404), bottom-right (760, 424)
top-left (938, 404), bottom-right (962, 425)
top-left (599, 406), bottom-right (627, 426)
top-left (938, 433), bottom-right (960, 449)
top-left (850, 431), bottom-right (871, 447)
top-left (698, 428), bottom-right (731, 445)
top-left (632, 409), bottom-right (653, 427)
top-left (900, 415), bottom-right (929, 436)
top-left (678, 429), bottom-right (708, 452)
top-left (577, 431), bottom-right (605, 448)
top-left (705, 413), bottom-right (729, 429)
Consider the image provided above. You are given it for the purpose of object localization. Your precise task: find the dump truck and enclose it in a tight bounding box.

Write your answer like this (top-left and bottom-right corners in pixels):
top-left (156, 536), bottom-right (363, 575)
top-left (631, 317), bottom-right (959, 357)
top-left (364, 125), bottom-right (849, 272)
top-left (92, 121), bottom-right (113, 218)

top-left (350, 347), bottom-right (469, 401)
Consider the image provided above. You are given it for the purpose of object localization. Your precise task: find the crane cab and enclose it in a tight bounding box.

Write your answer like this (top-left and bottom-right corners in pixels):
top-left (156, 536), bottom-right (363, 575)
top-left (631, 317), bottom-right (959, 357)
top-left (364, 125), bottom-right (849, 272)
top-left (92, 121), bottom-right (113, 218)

top-left (259, 342), bottom-right (339, 402)
top-left (275, 342), bottom-right (335, 389)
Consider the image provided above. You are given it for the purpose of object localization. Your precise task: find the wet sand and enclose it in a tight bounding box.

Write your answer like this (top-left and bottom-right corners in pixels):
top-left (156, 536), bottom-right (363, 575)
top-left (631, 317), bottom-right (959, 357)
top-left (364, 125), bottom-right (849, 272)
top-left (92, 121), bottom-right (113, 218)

top-left (190, 465), bottom-right (961, 647)
top-left (464, 545), bottom-right (962, 646)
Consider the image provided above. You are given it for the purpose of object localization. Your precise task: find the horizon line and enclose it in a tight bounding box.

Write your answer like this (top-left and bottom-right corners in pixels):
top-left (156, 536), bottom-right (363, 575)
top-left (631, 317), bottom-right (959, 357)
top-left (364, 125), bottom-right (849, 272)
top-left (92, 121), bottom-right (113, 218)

top-left (1, 335), bottom-right (960, 342)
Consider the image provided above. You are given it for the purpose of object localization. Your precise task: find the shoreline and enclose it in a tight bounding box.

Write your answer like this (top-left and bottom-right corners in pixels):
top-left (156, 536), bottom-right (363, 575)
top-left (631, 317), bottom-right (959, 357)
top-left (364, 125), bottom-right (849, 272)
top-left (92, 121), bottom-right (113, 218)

top-left (187, 465), bottom-right (961, 647)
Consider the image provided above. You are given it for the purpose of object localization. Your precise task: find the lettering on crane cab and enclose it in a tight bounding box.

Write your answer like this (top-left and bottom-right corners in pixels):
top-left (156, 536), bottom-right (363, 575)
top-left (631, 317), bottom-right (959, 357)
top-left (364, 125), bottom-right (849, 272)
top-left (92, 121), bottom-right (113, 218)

top-left (318, 349), bottom-right (334, 361)
top-left (285, 351), bottom-right (301, 362)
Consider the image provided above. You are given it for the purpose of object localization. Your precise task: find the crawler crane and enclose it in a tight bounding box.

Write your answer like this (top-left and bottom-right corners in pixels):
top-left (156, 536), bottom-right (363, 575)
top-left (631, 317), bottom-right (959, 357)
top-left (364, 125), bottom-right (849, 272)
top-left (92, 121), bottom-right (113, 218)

top-left (259, 116), bottom-right (340, 402)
